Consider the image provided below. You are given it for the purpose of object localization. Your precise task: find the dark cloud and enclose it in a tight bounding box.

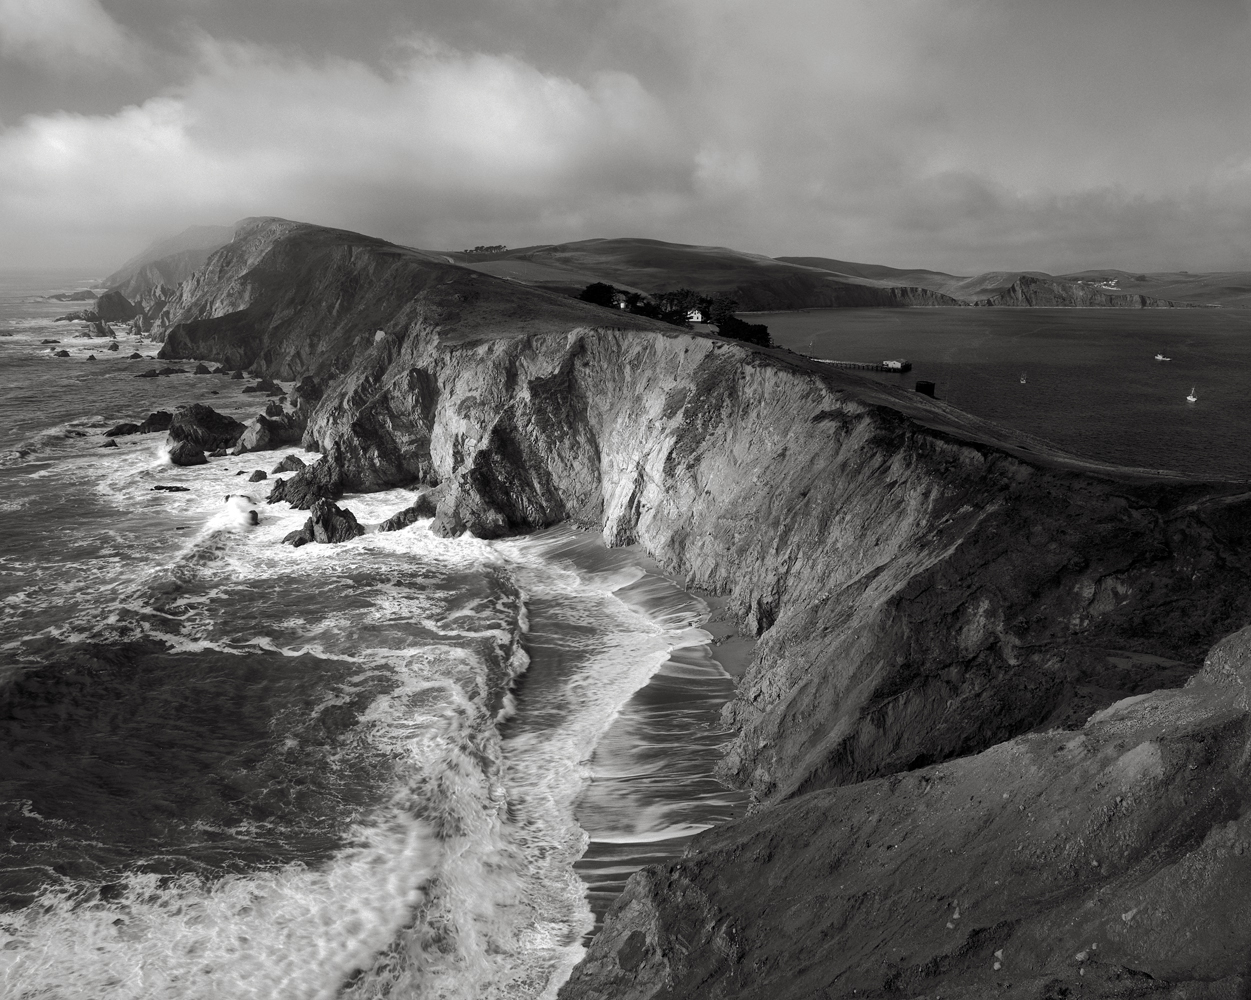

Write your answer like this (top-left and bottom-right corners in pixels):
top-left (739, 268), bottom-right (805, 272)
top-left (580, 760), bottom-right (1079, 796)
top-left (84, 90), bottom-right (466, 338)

top-left (1, 0), bottom-right (1250, 271)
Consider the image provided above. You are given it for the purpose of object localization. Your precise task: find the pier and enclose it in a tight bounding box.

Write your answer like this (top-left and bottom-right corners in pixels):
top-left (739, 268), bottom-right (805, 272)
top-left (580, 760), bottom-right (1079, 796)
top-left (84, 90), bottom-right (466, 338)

top-left (814, 358), bottom-right (912, 372)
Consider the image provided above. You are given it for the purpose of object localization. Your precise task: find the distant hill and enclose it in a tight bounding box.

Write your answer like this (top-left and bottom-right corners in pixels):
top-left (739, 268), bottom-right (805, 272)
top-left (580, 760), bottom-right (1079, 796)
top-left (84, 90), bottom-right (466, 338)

top-left (105, 225), bottom-right (236, 298)
top-left (446, 240), bottom-right (1207, 310)
top-left (447, 239), bottom-right (964, 310)
top-left (781, 257), bottom-right (1193, 308)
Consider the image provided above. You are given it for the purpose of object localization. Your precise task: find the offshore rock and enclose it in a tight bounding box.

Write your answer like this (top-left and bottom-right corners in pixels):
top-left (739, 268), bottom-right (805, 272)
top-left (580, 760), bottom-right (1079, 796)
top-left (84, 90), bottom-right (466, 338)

top-left (165, 403), bottom-right (245, 452)
top-left (247, 470), bottom-right (267, 483)
top-left (106, 341), bottom-right (119, 352)
top-left (378, 492), bottom-right (438, 532)
top-left (266, 459), bottom-right (344, 510)
top-left (94, 290), bottom-right (139, 322)
top-left (271, 454), bottom-right (306, 475)
top-left (166, 440), bottom-right (207, 466)
top-left (136, 410), bottom-right (173, 434)
top-left (194, 363), bottom-right (211, 374)
top-left (232, 412), bottom-right (304, 455)
top-left (282, 498), bottom-right (363, 547)
top-left (105, 422), bottom-right (141, 437)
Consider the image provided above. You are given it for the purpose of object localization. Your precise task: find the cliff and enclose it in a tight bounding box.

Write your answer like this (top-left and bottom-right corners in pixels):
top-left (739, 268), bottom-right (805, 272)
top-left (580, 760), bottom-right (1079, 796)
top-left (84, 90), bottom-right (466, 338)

top-left (152, 219), bottom-right (1251, 997)
top-left (105, 224), bottom-right (235, 299)
top-left (974, 273), bottom-right (1181, 308)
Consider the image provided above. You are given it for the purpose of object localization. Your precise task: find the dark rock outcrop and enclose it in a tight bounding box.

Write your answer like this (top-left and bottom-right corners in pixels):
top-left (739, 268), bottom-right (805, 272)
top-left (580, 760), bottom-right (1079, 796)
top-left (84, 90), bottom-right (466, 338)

top-left (136, 411), bottom-right (173, 434)
top-left (231, 370), bottom-right (244, 380)
top-left (247, 470), bottom-right (267, 482)
top-left (194, 363), bottom-right (211, 374)
top-left (135, 369), bottom-right (158, 378)
top-left (266, 459), bottom-right (344, 510)
top-left (53, 350), bottom-right (69, 358)
top-left (232, 412), bottom-right (304, 455)
top-left (128, 352), bottom-right (142, 359)
top-left (94, 289), bottom-right (139, 322)
top-left (166, 440), bottom-right (207, 466)
top-left (282, 498), bottom-right (364, 547)
top-left (105, 422), bottom-right (141, 437)
top-left (152, 484), bottom-right (191, 492)
top-left (378, 493), bottom-right (438, 531)
top-left (165, 404), bottom-right (245, 452)
top-left (271, 454), bottom-right (306, 474)
top-left (100, 439), bottom-right (117, 448)
top-left (106, 341), bottom-right (119, 352)
top-left (241, 377), bottom-right (281, 395)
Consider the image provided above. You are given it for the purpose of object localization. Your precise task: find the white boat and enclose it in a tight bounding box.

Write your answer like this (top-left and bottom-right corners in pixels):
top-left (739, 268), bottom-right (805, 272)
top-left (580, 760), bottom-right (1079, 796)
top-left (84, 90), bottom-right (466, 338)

top-left (1186, 387), bottom-right (1197, 403)
top-left (1155, 353), bottom-right (1171, 361)
top-left (1019, 374), bottom-right (1027, 384)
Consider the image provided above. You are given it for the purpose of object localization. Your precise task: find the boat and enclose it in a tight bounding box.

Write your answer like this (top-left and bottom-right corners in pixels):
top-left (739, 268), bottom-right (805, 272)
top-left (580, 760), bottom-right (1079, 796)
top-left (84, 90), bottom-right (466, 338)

top-left (1019, 373), bottom-right (1027, 384)
top-left (1186, 387), bottom-right (1197, 403)
top-left (1156, 353), bottom-right (1171, 361)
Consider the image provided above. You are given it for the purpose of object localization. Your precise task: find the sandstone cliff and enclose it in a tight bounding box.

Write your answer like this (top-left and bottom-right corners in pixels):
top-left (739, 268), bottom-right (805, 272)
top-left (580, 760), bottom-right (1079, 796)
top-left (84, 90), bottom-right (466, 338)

top-left (152, 219), bottom-right (1251, 997)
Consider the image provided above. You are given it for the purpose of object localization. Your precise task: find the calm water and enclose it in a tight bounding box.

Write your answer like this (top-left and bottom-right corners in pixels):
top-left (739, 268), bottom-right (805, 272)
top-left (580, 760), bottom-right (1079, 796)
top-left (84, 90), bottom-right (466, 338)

top-left (0, 272), bottom-right (744, 999)
top-left (755, 307), bottom-right (1251, 480)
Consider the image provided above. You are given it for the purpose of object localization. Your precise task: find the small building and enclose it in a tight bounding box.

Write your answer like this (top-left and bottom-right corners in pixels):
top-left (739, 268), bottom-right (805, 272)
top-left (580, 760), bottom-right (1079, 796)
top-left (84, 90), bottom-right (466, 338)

top-left (686, 307), bottom-right (705, 323)
top-left (882, 359), bottom-right (912, 371)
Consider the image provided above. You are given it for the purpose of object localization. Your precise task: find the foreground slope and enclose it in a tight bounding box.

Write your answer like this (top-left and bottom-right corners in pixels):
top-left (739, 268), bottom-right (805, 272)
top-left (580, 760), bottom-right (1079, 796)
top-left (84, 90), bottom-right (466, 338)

top-left (154, 218), bottom-right (1251, 997)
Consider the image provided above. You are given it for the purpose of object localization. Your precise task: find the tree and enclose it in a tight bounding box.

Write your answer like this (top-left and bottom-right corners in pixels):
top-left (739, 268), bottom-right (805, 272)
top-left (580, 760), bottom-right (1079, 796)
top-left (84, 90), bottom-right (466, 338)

top-left (717, 315), bottom-right (771, 348)
top-left (578, 282), bottom-right (618, 308)
top-left (707, 292), bottom-right (739, 327)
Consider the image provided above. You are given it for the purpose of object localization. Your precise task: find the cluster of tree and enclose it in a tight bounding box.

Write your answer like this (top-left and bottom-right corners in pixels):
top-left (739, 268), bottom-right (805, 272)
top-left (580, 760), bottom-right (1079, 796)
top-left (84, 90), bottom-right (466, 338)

top-left (577, 283), bottom-right (770, 346)
top-left (462, 245), bottom-right (508, 254)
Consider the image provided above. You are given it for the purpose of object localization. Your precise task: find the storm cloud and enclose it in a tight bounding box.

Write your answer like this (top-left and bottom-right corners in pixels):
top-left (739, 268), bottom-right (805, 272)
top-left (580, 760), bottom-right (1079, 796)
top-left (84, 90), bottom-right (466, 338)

top-left (2, 0), bottom-right (1250, 272)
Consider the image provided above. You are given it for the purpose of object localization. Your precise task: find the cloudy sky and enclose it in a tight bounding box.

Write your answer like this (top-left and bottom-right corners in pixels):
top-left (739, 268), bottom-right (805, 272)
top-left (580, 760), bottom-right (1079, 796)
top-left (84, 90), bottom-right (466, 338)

top-left (2, 0), bottom-right (1251, 274)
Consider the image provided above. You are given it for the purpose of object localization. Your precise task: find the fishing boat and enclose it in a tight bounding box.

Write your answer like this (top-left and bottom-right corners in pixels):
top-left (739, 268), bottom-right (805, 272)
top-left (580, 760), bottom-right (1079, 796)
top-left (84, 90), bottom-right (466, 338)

top-left (1019, 373), bottom-right (1027, 384)
top-left (1156, 353), bottom-right (1171, 361)
top-left (1186, 387), bottom-right (1198, 403)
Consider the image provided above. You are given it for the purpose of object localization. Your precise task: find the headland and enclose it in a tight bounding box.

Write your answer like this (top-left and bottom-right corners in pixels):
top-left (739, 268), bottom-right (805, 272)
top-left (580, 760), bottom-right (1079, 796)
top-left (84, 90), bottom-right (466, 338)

top-left (111, 217), bottom-right (1251, 996)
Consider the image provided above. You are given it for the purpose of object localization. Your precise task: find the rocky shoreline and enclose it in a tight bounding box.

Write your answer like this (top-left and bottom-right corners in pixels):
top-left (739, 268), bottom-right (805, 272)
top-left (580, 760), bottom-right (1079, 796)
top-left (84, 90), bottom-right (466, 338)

top-left (129, 218), bottom-right (1251, 996)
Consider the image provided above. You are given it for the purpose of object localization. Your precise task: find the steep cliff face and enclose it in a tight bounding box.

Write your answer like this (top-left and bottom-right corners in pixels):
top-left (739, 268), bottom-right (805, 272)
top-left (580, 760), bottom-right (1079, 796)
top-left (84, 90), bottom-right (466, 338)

top-left (308, 326), bottom-right (1251, 804)
top-left (153, 219), bottom-right (1251, 997)
top-left (976, 274), bottom-right (1182, 308)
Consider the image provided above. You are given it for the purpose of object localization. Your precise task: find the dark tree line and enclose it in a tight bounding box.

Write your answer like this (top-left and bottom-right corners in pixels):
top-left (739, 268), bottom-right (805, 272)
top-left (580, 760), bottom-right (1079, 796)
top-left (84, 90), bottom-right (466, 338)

top-left (577, 283), bottom-right (770, 347)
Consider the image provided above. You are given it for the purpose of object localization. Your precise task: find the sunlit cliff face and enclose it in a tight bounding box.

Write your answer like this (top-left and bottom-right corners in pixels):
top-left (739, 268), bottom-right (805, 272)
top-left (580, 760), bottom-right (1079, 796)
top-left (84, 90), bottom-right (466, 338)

top-left (2, 0), bottom-right (1251, 273)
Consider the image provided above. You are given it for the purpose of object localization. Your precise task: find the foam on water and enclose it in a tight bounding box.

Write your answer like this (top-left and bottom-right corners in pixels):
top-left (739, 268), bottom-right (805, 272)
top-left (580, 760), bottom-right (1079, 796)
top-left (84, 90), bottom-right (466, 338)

top-left (1, 422), bottom-right (729, 998)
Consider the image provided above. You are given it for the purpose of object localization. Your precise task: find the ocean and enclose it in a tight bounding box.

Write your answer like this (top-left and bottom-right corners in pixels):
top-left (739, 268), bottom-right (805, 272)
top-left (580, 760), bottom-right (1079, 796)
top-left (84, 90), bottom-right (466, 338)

top-left (755, 307), bottom-right (1251, 481)
top-left (0, 272), bottom-right (745, 999)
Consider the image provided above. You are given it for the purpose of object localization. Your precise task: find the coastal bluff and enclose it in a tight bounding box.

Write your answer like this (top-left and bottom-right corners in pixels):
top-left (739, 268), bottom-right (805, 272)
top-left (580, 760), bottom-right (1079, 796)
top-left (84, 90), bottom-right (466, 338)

top-left (150, 217), bottom-right (1251, 996)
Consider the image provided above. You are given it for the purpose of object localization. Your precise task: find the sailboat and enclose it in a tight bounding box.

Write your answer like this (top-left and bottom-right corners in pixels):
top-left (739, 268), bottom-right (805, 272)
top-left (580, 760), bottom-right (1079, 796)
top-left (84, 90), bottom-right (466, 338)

top-left (1155, 353), bottom-right (1171, 361)
top-left (1186, 387), bottom-right (1198, 403)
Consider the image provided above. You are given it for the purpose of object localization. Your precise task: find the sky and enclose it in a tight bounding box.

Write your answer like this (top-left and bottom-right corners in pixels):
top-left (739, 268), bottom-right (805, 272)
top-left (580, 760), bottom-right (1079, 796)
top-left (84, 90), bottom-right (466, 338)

top-left (2, 0), bottom-right (1251, 274)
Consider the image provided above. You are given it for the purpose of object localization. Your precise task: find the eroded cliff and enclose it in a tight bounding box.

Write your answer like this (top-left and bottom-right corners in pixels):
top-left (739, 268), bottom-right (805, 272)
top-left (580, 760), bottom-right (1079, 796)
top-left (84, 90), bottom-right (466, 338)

top-left (153, 219), bottom-right (1251, 997)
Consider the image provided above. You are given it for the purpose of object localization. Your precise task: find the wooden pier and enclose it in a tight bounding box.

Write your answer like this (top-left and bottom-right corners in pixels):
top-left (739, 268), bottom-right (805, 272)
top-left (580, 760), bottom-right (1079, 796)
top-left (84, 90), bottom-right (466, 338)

top-left (814, 359), bottom-right (912, 372)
